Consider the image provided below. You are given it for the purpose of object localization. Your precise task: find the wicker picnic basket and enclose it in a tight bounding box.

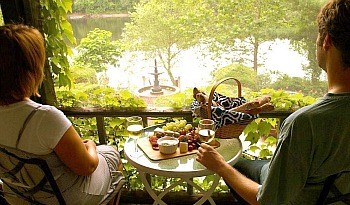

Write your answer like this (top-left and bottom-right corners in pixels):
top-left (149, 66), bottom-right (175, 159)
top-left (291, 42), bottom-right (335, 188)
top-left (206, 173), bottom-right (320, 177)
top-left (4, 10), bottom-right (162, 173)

top-left (199, 77), bottom-right (253, 139)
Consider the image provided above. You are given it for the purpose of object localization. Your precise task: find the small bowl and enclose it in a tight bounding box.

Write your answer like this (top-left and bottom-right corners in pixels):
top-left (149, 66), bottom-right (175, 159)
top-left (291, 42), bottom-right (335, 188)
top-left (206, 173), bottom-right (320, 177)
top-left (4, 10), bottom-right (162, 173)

top-left (157, 136), bottom-right (179, 154)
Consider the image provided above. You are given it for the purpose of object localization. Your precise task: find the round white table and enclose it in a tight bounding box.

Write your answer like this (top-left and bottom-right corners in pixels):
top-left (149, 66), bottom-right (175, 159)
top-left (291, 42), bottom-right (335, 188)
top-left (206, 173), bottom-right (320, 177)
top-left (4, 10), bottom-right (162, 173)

top-left (124, 125), bottom-right (242, 205)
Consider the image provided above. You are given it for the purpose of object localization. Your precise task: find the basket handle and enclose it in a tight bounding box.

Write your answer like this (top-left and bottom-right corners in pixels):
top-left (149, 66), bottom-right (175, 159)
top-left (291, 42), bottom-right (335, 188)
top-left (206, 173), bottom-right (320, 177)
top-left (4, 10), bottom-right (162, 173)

top-left (207, 77), bottom-right (242, 119)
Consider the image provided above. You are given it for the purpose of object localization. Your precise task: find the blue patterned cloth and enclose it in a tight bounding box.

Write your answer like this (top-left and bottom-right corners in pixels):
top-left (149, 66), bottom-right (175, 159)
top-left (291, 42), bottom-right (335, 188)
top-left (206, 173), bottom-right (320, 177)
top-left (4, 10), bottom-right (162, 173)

top-left (191, 92), bottom-right (259, 130)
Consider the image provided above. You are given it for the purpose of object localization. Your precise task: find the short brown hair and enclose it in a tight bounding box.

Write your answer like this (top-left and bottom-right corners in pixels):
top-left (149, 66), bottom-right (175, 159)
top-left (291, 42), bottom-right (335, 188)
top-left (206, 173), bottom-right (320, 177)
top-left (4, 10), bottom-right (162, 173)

top-left (0, 24), bottom-right (45, 105)
top-left (317, 0), bottom-right (350, 67)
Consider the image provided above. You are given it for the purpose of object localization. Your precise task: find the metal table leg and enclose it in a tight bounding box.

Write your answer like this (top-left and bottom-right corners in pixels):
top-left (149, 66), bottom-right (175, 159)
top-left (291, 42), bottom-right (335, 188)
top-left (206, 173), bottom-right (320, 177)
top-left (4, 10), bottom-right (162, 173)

top-left (184, 174), bottom-right (220, 205)
top-left (140, 171), bottom-right (220, 205)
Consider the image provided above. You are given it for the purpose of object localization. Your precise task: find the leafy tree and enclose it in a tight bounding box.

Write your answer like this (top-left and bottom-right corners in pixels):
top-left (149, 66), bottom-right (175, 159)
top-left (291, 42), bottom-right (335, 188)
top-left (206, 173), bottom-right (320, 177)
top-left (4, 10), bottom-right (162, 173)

top-left (207, 0), bottom-right (328, 91)
top-left (116, 0), bottom-right (140, 12)
top-left (154, 88), bottom-right (194, 108)
top-left (212, 64), bottom-right (261, 91)
top-left (70, 65), bottom-right (98, 84)
top-left (122, 0), bottom-right (213, 86)
top-left (72, 0), bottom-right (115, 13)
top-left (271, 73), bottom-right (327, 97)
top-left (74, 28), bottom-right (123, 73)
top-left (271, 74), bottom-right (309, 93)
top-left (283, 0), bottom-right (327, 81)
top-left (206, 0), bottom-right (291, 73)
top-left (72, 0), bottom-right (139, 13)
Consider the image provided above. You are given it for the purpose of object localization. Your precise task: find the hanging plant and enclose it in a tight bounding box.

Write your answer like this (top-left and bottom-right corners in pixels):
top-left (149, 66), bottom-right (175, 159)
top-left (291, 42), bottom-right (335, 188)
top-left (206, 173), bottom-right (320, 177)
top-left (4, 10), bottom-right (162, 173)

top-left (41, 0), bottom-right (75, 88)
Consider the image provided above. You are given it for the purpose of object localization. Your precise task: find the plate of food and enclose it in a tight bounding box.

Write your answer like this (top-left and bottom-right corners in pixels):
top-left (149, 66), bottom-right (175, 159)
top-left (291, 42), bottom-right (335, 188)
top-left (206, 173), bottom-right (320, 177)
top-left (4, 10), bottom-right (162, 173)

top-left (138, 120), bottom-right (220, 161)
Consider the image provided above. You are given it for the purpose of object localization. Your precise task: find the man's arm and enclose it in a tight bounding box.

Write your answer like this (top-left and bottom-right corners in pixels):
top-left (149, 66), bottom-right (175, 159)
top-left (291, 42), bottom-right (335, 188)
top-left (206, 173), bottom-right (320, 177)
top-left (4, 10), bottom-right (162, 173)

top-left (196, 143), bottom-right (261, 205)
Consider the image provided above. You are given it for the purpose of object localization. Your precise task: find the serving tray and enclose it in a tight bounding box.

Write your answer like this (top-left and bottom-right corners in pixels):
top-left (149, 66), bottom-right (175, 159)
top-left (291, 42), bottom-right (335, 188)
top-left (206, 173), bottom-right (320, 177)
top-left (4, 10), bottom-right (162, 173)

top-left (137, 137), bottom-right (220, 161)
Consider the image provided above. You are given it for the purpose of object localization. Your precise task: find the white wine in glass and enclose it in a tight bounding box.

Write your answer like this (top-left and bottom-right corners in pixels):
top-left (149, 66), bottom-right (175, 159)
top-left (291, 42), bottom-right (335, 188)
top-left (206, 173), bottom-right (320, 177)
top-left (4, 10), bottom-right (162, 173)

top-left (198, 119), bottom-right (215, 144)
top-left (126, 116), bottom-right (144, 156)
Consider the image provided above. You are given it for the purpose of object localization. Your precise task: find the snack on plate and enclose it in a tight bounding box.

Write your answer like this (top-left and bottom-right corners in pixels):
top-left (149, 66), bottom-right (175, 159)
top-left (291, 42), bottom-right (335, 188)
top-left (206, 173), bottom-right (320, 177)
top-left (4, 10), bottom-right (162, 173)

top-left (157, 136), bottom-right (179, 154)
top-left (148, 120), bottom-right (199, 152)
top-left (162, 119), bottom-right (193, 135)
top-left (154, 127), bottom-right (165, 138)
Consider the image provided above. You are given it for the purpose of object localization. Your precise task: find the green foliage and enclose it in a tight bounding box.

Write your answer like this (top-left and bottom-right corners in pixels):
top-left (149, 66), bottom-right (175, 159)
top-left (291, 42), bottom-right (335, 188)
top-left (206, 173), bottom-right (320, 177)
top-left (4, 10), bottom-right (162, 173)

top-left (70, 65), bottom-right (98, 84)
top-left (122, 161), bottom-right (143, 190)
top-left (154, 88), bottom-right (194, 108)
top-left (270, 73), bottom-right (327, 97)
top-left (284, 0), bottom-right (327, 81)
top-left (244, 118), bottom-right (278, 159)
top-left (272, 89), bottom-right (316, 111)
top-left (247, 88), bottom-right (318, 111)
top-left (74, 0), bottom-right (116, 13)
top-left (41, 0), bottom-right (76, 88)
top-left (74, 28), bottom-right (124, 73)
top-left (206, 0), bottom-right (291, 72)
top-left (69, 17), bottom-right (130, 43)
top-left (214, 0), bottom-right (290, 40)
top-left (212, 65), bottom-right (326, 98)
top-left (69, 116), bottom-right (98, 140)
top-left (56, 84), bottom-right (146, 108)
top-left (241, 88), bottom-right (317, 159)
top-left (72, 0), bottom-right (139, 13)
top-left (212, 64), bottom-right (260, 91)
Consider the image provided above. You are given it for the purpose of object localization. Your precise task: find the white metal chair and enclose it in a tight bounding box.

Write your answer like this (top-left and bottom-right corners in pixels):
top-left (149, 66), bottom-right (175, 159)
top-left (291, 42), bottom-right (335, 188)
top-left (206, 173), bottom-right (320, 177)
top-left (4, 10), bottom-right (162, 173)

top-left (0, 145), bottom-right (66, 205)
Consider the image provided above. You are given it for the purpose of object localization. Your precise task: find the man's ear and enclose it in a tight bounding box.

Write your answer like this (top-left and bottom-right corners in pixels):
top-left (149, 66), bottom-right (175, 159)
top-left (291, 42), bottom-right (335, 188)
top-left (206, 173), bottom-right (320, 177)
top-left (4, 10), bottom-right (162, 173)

top-left (323, 33), bottom-right (333, 50)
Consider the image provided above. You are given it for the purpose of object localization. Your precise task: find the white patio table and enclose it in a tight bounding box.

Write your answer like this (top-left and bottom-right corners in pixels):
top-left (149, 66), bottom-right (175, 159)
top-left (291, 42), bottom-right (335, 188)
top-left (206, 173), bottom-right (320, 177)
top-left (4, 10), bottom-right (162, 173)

top-left (124, 125), bottom-right (242, 205)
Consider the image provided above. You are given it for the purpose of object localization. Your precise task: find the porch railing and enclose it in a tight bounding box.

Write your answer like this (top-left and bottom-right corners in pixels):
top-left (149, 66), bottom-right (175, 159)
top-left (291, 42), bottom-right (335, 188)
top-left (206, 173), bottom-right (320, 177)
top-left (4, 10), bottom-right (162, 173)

top-left (60, 106), bottom-right (292, 144)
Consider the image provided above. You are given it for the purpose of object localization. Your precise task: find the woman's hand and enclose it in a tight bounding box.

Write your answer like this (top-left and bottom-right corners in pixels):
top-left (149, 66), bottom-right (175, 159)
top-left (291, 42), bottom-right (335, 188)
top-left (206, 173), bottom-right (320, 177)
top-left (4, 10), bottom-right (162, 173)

top-left (196, 143), bottom-right (227, 175)
top-left (82, 139), bottom-right (97, 151)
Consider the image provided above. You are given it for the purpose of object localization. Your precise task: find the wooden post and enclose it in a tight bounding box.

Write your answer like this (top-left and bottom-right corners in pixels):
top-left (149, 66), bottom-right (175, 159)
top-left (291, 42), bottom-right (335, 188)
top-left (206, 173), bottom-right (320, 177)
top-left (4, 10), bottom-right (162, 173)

top-left (96, 116), bottom-right (107, 144)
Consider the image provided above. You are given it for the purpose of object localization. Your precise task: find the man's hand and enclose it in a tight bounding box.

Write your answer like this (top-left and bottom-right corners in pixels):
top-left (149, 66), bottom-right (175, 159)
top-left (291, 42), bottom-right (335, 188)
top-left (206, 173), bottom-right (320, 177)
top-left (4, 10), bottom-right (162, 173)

top-left (196, 143), bottom-right (227, 174)
top-left (197, 142), bottom-right (261, 205)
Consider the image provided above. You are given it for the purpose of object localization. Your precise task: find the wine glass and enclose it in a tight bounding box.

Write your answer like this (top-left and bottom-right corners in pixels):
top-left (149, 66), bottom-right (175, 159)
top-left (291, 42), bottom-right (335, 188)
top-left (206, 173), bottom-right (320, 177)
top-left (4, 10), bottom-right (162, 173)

top-left (126, 116), bottom-right (144, 157)
top-left (198, 119), bottom-right (215, 144)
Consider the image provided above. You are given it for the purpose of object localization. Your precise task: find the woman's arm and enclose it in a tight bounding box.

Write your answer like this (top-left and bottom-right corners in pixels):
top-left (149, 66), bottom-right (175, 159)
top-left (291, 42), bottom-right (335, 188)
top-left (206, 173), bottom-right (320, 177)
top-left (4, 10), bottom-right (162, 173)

top-left (196, 143), bottom-right (261, 205)
top-left (54, 126), bottom-right (99, 176)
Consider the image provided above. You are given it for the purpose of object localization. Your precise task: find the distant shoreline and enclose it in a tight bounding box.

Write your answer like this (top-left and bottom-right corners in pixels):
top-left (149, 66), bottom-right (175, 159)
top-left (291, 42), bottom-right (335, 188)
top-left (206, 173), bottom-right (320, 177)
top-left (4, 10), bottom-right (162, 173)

top-left (67, 13), bottom-right (130, 19)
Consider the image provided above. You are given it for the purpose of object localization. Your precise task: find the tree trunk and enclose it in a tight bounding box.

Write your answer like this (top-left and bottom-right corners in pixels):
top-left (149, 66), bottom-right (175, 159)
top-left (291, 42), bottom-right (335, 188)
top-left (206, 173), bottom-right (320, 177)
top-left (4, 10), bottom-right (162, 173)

top-left (253, 1), bottom-right (260, 74)
top-left (166, 56), bottom-right (176, 86)
top-left (158, 50), bottom-right (176, 86)
top-left (253, 38), bottom-right (259, 73)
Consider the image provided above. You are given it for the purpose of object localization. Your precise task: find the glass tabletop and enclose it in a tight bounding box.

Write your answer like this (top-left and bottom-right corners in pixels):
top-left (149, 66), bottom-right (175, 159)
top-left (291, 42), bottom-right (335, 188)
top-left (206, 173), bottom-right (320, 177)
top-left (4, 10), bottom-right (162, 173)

top-left (124, 124), bottom-right (242, 178)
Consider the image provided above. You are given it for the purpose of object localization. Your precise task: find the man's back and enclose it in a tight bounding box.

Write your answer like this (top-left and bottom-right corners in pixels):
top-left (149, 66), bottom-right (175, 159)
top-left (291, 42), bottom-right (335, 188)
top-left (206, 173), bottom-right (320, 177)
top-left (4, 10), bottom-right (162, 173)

top-left (258, 93), bottom-right (350, 204)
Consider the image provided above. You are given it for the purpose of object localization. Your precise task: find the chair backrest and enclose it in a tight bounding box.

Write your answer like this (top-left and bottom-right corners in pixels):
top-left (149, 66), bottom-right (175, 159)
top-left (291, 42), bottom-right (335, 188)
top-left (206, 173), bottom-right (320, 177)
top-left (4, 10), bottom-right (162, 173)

top-left (0, 145), bottom-right (66, 205)
top-left (317, 171), bottom-right (350, 205)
